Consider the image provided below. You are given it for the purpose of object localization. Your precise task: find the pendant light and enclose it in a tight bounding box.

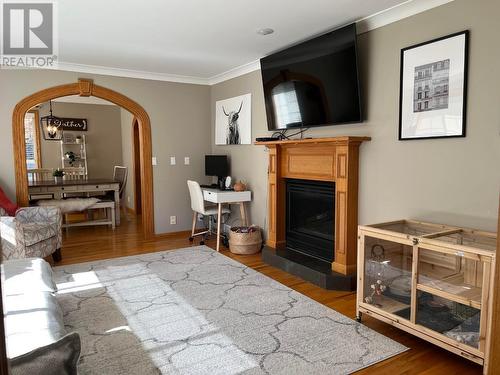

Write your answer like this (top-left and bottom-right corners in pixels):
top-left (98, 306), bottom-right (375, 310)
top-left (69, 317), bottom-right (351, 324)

top-left (40, 100), bottom-right (63, 140)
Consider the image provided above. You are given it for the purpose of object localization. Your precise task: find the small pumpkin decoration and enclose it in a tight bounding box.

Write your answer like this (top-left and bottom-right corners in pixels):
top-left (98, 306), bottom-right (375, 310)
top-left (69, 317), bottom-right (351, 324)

top-left (233, 181), bottom-right (247, 192)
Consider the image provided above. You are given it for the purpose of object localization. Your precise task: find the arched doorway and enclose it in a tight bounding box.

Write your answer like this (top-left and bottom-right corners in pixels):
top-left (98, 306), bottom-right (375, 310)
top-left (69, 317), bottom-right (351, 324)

top-left (12, 78), bottom-right (155, 238)
top-left (132, 118), bottom-right (142, 215)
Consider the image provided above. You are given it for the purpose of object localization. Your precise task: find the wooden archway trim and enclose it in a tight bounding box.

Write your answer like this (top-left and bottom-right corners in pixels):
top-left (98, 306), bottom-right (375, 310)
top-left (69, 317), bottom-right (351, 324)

top-left (12, 79), bottom-right (155, 238)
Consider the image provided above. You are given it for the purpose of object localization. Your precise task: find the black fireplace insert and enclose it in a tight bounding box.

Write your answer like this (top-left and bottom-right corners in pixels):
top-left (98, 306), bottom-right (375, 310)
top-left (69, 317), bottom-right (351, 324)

top-left (286, 179), bottom-right (335, 262)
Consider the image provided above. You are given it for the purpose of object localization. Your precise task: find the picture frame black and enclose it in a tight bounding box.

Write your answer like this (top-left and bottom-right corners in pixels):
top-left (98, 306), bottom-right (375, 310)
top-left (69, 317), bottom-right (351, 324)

top-left (398, 30), bottom-right (469, 141)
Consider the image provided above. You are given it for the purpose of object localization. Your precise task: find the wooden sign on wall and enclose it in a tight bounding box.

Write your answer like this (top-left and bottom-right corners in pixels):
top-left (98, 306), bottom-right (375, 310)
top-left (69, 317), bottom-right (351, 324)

top-left (53, 118), bottom-right (88, 131)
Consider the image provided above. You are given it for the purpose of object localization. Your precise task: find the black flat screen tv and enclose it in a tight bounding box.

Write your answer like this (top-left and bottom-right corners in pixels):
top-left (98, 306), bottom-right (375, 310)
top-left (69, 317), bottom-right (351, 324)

top-left (260, 23), bottom-right (362, 131)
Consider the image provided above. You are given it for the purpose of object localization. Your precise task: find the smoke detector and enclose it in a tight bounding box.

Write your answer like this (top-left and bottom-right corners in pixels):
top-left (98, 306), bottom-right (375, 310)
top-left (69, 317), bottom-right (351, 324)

top-left (257, 28), bottom-right (274, 36)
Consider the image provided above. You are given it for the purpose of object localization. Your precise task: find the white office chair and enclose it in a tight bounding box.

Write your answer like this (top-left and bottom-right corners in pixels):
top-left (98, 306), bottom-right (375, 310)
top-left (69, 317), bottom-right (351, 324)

top-left (187, 180), bottom-right (230, 245)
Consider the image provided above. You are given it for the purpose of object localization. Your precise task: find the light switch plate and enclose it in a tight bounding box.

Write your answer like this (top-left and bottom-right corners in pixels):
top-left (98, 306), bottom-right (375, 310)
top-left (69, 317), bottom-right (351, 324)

top-left (152, 156), bottom-right (157, 166)
top-left (184, 157), bottom-right (190, 165)
top-left (170, 156), bottom-right (176, 165)
top-left (170, 216), bottom-right (177, 225)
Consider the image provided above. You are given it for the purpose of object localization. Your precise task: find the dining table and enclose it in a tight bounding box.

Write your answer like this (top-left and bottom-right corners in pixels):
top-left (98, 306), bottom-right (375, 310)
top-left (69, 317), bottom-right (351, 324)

top-left (28, 178), bottom-right (121, 225)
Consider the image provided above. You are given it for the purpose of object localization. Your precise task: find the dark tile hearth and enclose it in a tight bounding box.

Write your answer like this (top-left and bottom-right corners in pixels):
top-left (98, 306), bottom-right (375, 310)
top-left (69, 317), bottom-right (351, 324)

top-left (262, 246), bottom-right (356, 291)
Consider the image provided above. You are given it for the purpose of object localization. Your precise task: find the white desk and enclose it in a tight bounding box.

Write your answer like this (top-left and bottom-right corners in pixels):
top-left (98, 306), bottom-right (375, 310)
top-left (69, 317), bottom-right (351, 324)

top-left (202, 188), bottom-right (252, 252)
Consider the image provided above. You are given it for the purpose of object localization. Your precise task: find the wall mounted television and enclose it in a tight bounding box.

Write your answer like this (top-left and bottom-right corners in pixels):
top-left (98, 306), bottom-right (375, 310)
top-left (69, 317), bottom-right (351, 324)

top-left (260, 23), bottom-right (362, 131)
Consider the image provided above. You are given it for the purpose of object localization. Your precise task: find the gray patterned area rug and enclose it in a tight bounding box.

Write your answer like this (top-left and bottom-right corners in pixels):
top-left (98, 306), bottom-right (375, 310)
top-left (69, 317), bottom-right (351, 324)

top-left (53, 246), bottom-right (407, 374)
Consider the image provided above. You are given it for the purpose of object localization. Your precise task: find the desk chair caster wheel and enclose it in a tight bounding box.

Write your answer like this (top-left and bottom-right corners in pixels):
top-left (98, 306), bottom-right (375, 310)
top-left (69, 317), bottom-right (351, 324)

top-left (189, 237), bottom-right (194, 242)
top-left (222, 235), bottom-right (229, 248)
top-left (200, 240), bottom-right (205, 246)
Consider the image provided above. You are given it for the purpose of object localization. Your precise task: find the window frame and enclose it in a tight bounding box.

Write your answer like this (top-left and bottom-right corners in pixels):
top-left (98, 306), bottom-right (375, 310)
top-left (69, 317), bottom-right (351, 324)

top-left (25, 110), bottom-right (42, 169)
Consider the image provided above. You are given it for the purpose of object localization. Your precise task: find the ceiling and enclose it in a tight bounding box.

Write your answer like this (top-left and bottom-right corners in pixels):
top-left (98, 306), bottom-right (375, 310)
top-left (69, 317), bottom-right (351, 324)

top-left (56, 0), bottom-right (451, 84)
top-left (53, 95), bottom-right (117, 106)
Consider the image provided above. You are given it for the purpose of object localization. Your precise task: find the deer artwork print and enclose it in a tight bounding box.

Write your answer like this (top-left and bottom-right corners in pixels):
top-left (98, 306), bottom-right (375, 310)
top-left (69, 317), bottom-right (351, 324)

top-left (222, 101), bottom-right (243, 145)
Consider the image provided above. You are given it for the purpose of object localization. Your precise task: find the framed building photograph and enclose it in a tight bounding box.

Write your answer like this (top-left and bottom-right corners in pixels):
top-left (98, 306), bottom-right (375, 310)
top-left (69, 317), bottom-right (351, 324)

top-left (399, 31), bottom-right (469, 140)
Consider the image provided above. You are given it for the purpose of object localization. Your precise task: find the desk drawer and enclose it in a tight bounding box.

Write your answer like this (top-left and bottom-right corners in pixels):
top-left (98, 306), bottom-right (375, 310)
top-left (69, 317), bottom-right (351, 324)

top-left (29, 187), bottom-right (47, 193)
top-left (221, 191), bottom-right (251, 203)
top-left (53, 186), bottom-right (78, 192)
top-left (203, 190), bottom-right (217, 203)
top-left (82, 184), bottom-right (113, 191)
top-left (203, 189), bottom-right (251, 203)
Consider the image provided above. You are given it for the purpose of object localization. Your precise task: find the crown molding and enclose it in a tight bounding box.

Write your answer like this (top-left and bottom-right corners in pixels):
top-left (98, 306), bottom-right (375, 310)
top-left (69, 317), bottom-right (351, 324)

top-left (50, 0), bottom-right (454, 86)
top-left (208, 59), bottom-right (261, 85)
top-left (356, 0), bottom-right (455, 34)
top-left (53, 61), bottom-right (211, 85)
top-left (206, 0), bottom-right (455, 84)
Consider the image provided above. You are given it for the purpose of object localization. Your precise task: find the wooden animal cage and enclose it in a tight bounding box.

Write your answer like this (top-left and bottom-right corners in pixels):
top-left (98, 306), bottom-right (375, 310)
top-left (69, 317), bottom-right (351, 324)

top-left (356, 220), bottom-right (497, 370)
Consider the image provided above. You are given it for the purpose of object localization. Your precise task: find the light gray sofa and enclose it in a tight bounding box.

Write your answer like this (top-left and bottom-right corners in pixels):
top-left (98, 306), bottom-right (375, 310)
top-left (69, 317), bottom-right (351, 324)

top-left (2, 258), bottom-right (80, 374)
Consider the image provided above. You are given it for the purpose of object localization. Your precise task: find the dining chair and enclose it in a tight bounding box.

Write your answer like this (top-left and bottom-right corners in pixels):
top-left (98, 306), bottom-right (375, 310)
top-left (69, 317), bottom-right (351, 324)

top-left (113, 166), bottom-right (128, 220)
top-left (27, 168), bottom-right (53, 182)
top-left (113, 166), bottom-right (128, 198)
top-left (88, 166), bottom-right (127, 223)
top-left (62, 167), bottom-right (86, 180)
top-left (60, 167), bottom-right (87, 201)
top-left (27, 168), bottom-right (55, 201)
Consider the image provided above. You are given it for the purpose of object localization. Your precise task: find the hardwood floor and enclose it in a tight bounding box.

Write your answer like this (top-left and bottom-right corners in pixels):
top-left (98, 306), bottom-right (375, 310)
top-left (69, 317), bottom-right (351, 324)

top-left (54, 215), bottom-right (483, 375)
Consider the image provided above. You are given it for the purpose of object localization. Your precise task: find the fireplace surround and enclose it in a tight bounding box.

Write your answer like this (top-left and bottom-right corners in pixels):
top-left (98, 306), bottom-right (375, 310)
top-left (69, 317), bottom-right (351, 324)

top-left (257, 136), bottom-right (370, 290)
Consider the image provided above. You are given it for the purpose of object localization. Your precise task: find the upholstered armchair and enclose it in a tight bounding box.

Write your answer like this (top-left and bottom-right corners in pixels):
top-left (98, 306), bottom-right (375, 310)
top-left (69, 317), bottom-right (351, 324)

top-left (0, 206), bottom-right (62, 262)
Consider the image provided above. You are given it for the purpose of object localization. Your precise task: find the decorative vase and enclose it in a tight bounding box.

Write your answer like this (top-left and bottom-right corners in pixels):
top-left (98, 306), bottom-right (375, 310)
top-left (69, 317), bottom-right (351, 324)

top-left (233, 181), bottom-right (246, 192)
top-left (54, 176), bottom-right (63, 183)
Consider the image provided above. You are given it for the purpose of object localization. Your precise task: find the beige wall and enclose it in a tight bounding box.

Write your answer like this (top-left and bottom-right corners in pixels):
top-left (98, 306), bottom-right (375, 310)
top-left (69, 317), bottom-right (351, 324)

top-left (211, 0), bottom-right (500, 232)
top-left (211, 73), bottom-right (269, 229)
top-left (120, 108), bottom-right (135, 210)
top-left (1, 0), bottom-right (499, 235)
top-left (0, 70), bottom-right (211, 234)
top-left (37, 102), bottom-right (123, 178)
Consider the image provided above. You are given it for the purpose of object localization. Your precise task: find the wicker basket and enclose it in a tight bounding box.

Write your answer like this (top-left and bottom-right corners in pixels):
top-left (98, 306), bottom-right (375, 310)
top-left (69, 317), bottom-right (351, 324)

top-left (229, 227), bottom-right (262, 255)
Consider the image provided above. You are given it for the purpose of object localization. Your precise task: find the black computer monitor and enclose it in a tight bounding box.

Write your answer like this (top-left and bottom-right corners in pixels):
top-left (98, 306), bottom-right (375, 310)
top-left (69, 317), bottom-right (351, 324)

top-left (205, 155), bottom-right (228, 183)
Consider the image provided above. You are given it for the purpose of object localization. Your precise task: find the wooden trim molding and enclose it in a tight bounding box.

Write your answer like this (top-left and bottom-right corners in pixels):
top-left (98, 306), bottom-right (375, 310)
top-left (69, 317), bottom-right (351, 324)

top-left (258, 136), bottom-right (370, 276)
top-left (78, 78), bottom-right (94, 97)
top-left (131, 117), bottom-right (142, 215)
top-left (255, 136), bottom-right (370, 146)
top-left (27, 109), bottom-right (43, 168)
top-left (154, 229), bottom-right (193, 240)
top-left (486, 195), bottom-right (500, 374)
top-left (12, 79), bottom-right (155, 238)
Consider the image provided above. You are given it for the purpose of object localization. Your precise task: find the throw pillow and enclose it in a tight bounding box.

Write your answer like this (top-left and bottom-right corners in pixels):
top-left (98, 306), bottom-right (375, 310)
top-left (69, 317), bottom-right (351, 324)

top-left (9, 332), bottom-right (81, 375)
top-left (0, 186), bottom-right (18, 216)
